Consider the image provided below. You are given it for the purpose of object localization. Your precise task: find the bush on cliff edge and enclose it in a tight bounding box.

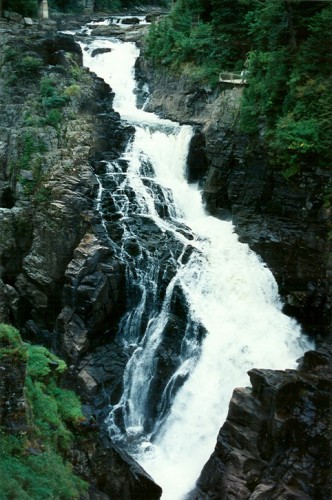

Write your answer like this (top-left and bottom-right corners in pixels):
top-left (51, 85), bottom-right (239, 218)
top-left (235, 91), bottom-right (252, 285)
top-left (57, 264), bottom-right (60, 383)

top-left (0, 323), bottom-right (88, 500)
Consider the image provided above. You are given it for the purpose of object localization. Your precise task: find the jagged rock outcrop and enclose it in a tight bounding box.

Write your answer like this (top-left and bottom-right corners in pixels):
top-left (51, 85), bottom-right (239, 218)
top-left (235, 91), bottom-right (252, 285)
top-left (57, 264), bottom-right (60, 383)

top-left (0, 24), bottom-right (161, 499)
top-left (72, 434), bottom-right (162, 500)
top-left (136, 60), bottom-right (331, 338)
top-left (0, 27), bottom-right (133, 337)
top-left (189, 344), bottom-right (332, 500)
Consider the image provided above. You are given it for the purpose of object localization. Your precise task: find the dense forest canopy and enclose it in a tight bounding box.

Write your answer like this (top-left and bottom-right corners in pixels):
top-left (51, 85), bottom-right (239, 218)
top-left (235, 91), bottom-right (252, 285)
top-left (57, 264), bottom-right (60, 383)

top-left (146, 0), bottom-right (332, 177)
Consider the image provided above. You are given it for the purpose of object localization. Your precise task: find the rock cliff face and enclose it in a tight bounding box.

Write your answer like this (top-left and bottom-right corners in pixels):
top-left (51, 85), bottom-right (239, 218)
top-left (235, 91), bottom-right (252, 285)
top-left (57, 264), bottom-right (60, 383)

top-left (1, 16), bottom-right (330, 499)
top-left (135, 59), bottom-right (331, 498)
top-left (0, 23), bottom-right (161, 499)
top-left (136, 61), bottom-right (331, 339)
top-left (189, 345), bottom-right (332, 500)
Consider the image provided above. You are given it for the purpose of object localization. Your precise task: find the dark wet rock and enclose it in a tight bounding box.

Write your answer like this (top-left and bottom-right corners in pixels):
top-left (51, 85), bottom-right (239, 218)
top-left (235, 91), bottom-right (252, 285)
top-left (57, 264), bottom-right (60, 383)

top-left (120, 17), bottom-right (140, 25)
top-left (71, 433), bottom-right (162, 500)
top-left (91, 47), bottom-right (112, 57)
top-left (55, 232), bottom-right (126, 363)
top-left (90, 25), bottom-right (126, 37)
top-left (189, 344), bottom-right (332, 500)
top-left (187, 128), bottom-right (209, 183)
top-left (76, 341), bottom-right (129, 407)
top-left (136, 59), bottom-right (331, 338)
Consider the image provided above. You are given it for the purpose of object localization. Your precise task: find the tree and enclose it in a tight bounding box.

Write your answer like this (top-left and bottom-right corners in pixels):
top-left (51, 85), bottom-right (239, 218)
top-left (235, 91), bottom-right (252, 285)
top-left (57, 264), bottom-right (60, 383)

top-left (3, 0), bottom-right (38, 16)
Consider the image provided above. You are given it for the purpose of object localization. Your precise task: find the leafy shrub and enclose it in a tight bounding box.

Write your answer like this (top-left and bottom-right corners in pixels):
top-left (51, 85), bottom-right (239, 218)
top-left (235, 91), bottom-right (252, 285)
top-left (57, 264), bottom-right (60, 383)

top-left (43, 95), bottom-right (69, 108)
top-left (44, 109), bottom-right (62, 127)
top-left (16, 56), bottom-right (43, 76)
top-left (64, 84), bottom-right (81, 97)
top-left (3, 48), bottom-right (19, 63)
top-left (270, 115), bottom-right (320, 173)
top-left (0, 448), bottom-right (87, 499)
top-left (40, 77), bottom-right (57, 98)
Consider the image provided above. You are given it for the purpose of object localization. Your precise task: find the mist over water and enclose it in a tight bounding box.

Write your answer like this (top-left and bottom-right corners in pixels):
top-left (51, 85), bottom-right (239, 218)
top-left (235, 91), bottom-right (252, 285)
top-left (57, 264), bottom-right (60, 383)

top-left (82, 37), bottom-right (310, 499)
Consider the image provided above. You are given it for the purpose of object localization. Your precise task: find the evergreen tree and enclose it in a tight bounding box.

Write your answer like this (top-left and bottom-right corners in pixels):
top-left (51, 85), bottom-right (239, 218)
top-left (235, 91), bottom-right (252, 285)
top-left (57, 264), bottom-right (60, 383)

top-left (3, 0), bottom-right (38, 16)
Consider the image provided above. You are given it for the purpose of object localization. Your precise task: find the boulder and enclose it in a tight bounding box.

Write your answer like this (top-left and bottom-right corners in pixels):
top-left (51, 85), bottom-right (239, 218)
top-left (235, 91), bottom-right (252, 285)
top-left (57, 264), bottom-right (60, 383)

top-left (90, 25), bottom-right (126, 37)
top-left (91, 47), bottom-right (112, 57)
top-left (120, 17), bottom-right (140, 25)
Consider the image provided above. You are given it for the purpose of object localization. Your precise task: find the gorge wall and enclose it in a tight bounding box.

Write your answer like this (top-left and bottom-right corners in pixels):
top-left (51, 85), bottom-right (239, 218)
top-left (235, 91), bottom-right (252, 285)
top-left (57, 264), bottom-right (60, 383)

top-left (0, 13), bottom-right (330, 500)
top-left (135, 60), bottom-right (331, 498)
top-left (137, 61), bottom-right (331, 340)
top-left (0, 21), bottom-right (161, 499)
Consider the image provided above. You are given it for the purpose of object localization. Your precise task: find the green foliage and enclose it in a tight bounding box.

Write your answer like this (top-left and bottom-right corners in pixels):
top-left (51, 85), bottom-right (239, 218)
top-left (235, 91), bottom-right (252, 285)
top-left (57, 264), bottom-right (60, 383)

top-left (18, 134), bottom-right (47, 171)
top-left (40, 77), bottom-right (57, 98)
top-left (27, 345), bottom-right (66, 378)
top-left (145, 0), bottom-right (249, 83)
top-left (240, 1), bottom-right (332, 174)
top-left (43, 94), bottom-right (69, 108)
top-left (94, 0), bottom-right (122, 10)
top-left (93, 0), bottom-right (170, 10)
top-left (0, 325), bottom-right (88, 499)
top-left (0, 446), bottom-right (87, 500)
top-left (271, 115), bottom-right (320, 173)
top-left (44, 108), bottom-right (63, 127)
top-left (3, 47), bottom-right (19, 63)
top-left (48, 0), bottom-right (83, 13)
top-left (26, 345), bottom-right (85, 454)
top-left (3, 51), bottom-right (43, 80)
top-left (39, 78), bottom-right (71, 128)
top-left (147, 1), bottom-right (331, 174)
top-left (0, 323), bottom-right (26, 360)
top-left (64, 84), bottom-right (81, 97)
top-left (3, 0), bottom-right (38, 17)
top-left (16, 133), bottom-right (48, 194)
top-left (16, 56), bottom-right (43, 76)
top-left (33, 186), bottom-right (52, 205)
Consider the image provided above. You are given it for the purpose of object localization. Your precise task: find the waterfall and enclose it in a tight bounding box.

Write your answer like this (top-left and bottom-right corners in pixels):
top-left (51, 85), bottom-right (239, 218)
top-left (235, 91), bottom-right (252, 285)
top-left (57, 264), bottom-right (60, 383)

top-left (81, 37), bottom-right (311, 499)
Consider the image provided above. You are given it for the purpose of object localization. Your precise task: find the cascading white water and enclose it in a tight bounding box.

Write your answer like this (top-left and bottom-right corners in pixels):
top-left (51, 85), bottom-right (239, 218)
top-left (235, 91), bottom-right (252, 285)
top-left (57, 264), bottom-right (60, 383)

top-left (82, 37), bottom-right (311, 499)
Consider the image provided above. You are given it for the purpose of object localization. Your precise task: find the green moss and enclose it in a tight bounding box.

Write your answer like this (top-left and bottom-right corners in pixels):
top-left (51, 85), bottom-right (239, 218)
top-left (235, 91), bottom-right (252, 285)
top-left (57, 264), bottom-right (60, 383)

top-left (0, 323), bottom-right (27, 361)
top-left (27, 345), bottom-right (67, 379)
top-left (0, 325), bottom-right (88, 499)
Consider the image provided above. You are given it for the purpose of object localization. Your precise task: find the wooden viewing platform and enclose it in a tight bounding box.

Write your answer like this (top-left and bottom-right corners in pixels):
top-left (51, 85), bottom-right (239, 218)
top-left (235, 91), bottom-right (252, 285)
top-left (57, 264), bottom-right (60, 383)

top-left (219, 72), bottom-right (247, 85)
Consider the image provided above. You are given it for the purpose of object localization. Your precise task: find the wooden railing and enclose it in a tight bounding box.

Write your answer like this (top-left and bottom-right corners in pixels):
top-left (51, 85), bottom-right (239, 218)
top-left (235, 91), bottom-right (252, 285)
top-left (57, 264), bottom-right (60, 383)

top-left (219, 72), bottom-right (247, 84)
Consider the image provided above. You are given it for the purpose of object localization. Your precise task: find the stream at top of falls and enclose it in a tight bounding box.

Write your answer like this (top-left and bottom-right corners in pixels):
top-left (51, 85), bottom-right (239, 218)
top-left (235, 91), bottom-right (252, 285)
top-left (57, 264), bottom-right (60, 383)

top-left (81, 36), bottom-right (312, 499)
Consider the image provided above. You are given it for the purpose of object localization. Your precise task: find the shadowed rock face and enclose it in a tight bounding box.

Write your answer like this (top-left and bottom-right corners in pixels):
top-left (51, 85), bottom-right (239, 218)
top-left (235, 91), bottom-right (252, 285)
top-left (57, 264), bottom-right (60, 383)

top-left (188, 344), bottom-right (332, 500)
top-left (0, 26), bottom-right (161, 499)
top-left (134, 56), bottom-right (331, 500)
top-left (135, 58), bottom-right (331, 338)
